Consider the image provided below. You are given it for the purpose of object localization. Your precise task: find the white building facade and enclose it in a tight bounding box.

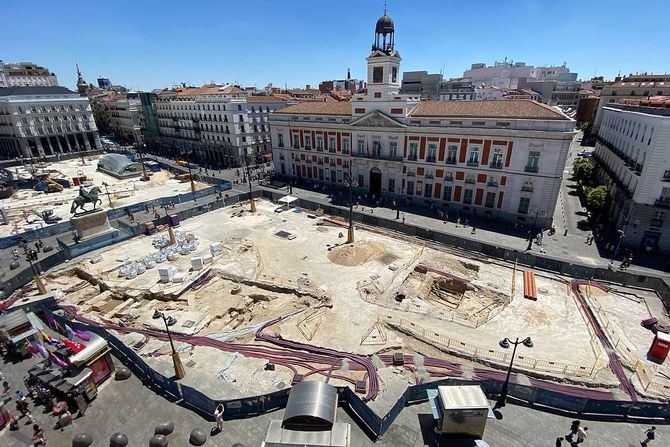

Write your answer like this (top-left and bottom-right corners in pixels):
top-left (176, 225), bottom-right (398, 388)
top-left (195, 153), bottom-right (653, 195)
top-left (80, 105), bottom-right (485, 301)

top-left (90, 92), bottom-right (143, 145)
top-left (269, 14), bottom-right (575, 228)
top-left (0, 61), bottom-right (59, 88)
top-left (593, 103), bottom-right (670, 254)
top-left (0, 86), bottom-right (101, 159)
top-left (150, 85), bottom-right (288, 166)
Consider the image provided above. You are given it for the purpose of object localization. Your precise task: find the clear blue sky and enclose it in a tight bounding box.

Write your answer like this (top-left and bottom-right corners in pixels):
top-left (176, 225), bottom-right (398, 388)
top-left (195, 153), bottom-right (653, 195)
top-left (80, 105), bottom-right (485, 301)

top-left (3, 0), bottom-right (669, 92)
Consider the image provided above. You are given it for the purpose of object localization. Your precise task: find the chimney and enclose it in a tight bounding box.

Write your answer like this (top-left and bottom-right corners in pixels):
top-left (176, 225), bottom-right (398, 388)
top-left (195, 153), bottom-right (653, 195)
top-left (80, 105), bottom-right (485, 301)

top-left (614, 75), bottom-right (621, 83)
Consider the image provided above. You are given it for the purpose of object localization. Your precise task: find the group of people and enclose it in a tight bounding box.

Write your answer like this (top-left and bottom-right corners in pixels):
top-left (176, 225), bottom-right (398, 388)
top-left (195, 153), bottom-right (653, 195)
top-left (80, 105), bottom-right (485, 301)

top-left (556, 420), bottom-right (657, 446)
top-left (2, 378), bottom-right (50, 446)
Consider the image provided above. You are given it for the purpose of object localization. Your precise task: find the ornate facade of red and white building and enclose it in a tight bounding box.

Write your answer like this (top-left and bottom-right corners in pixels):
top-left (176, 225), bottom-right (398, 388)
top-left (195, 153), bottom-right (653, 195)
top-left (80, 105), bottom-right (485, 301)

top-left (269, 13), bottom-right (575, 227)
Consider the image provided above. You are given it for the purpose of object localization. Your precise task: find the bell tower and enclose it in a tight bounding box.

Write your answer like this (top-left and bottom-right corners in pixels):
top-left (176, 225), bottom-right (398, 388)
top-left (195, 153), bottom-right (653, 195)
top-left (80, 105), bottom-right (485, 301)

top-left (366, 10), bottom-right (401, 99)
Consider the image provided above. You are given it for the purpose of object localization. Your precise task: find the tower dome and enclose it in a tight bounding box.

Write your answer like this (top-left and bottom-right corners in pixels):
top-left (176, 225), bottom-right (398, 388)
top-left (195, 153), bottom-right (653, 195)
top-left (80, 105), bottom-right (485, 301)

top-left (371, 12), bottom-right (395, 54)
top-left (375, 13), bottom-right (394, 34)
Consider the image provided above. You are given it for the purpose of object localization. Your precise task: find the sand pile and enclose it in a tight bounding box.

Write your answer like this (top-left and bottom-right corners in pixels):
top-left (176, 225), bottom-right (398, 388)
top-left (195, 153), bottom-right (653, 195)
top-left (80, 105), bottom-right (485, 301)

top-left (327, 240), bottom-right (385, 267)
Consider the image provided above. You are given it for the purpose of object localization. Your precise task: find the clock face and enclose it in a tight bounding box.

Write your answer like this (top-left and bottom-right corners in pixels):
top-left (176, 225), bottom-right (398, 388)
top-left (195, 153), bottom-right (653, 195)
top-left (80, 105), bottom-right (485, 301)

top-left (373, 66), bottom-right (383, 83)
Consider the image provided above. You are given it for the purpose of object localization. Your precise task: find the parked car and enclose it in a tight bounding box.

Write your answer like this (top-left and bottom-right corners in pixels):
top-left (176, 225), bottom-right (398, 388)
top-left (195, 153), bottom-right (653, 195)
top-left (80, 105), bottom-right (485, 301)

top-left (577, 150), bottom-right (593, 157)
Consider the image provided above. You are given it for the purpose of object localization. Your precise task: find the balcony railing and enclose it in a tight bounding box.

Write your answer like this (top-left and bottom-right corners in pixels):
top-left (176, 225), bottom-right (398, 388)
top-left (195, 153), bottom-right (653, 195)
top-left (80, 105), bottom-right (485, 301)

top-left (407, 172), bottom-right (416, 177)
top-left (487, 181), bottom-right (499, 187)
top-left (328, 148), bottom-right (336, 153)
top-left (426, 156), bottom-right (437, 163)
top-left (293, 143), bottom-right (300, 149)
top-left (524, 165), bottom-right (539, 173)
top-left (316, 146), bottom-right (323, 152)
top-left (655, 198), bottom-right (670, 209)
top-left (490, 160), bottom-right (503, 169)
top-left (329, 161), bottom-right (336, 167)
top-left (521, 185), bottom-right (534, 192)
top-left (407, 154), bottom-right (418, 161)
top-left (425, 173), bottom-right (434, 179)
top-left (354, 152), bottom-right (403, 162)
top-left (342, 149), bottom-right (350, 155)
top-left (465, 178), bottom-right (475, 184)
top-left (305, 145), bottom-right (312, 150)
top-left (444, 176), bottom-right (454, 182)
top-left (445, 158), bottom-right (457, 165)
top-left (467, 160), bottom-right (479, 167)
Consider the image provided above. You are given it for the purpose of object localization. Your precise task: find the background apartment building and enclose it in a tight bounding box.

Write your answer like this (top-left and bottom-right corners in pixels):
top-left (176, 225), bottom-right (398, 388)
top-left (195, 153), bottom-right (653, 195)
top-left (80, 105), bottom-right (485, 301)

top-left (592, 74), bottom-right (670, 136)
top-left (0, 86), bottom-right (101, 159)
top-left (142, 84), bottom-right (288, 166)
top-left (89, 91), bottom-right (142, 145)
top-left (270, 13), bottom-right (575, 228)
top-left (0, 61), bottom-right (59, 88)
top-left (593, 100), bottom-right (670, 254)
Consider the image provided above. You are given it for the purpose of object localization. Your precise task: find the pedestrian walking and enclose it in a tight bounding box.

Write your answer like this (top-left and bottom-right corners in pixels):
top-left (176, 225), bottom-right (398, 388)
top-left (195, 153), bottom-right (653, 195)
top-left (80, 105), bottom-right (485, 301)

top-left (641, 426), bottom-right (656, 446)
top-left (555, 437), bottom-right (564, 447)
top-left (574, 426), bottom-right (588, 445)
top-left (402, 215), bottom-right (405, 225)
top-left (471, 226), bottom-right (476, 235)
top-left (214, 404), bottom-right (224, 432)
top-left (565, 420), bottom-right (580, 443)
top-left (32, 423), bottom-right (46, 446)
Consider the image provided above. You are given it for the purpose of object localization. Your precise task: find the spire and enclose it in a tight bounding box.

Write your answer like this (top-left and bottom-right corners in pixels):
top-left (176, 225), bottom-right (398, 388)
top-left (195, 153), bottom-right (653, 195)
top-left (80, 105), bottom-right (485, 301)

top-left (76, 64), bottom-right (88, 95)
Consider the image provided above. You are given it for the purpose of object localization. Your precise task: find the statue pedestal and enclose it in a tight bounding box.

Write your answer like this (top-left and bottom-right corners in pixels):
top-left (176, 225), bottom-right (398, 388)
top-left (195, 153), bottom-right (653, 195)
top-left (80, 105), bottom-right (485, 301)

top-left (72, 209), bottom-right (115, 241)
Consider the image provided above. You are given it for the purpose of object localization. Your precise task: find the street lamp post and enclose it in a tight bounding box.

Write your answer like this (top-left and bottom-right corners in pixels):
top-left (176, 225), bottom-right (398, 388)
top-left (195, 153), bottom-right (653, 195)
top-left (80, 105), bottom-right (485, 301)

top-left (187, 150), bottom-right (196, 194)
top-left (244, 153), bottom-right (256, 213)
top-left (613, 229), bottom-right (625, 260)
top-left (494, 336), bottom-right (533, 410)
top-left (22, 241), bottom-right (47, 294)
top-left (345, 162), bottom-right (355, 243)
top-left (137, 144), bottom-right (149, 181)
top-left (158, 312), bottom-right (185, 380)
top-left (529, 209), bottom-right (546, 229)
top-left (102, 182), bottom-right (114, 208)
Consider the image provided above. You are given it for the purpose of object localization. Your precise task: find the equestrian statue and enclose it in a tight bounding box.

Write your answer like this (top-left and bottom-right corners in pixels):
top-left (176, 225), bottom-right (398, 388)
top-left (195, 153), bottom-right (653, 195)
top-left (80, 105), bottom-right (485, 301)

top-left (71, 186), bottom-right (103, 214)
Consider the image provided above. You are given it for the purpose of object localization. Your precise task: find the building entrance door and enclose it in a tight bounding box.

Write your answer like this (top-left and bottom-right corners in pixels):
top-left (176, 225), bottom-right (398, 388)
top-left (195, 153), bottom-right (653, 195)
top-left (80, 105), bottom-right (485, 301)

top-left (370, 167), bottom-right (382, 198)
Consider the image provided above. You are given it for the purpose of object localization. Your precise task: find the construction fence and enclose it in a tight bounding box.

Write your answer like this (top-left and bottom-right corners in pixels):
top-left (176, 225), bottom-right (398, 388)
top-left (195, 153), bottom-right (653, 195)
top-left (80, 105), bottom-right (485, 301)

top-left (45, 310), bottom-right (670, 441)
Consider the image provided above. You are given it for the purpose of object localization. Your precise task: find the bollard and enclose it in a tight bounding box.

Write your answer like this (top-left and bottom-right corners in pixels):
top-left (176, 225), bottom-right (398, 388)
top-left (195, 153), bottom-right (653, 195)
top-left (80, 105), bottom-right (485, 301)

top-left (72, 433), bottom-right (94, 447)
top-left (149, 434), bottom-right (168, 447)
top-left (189, 428), bottom-right (208, 446)
top-left (154, 421), bottom-right (175, 436)
top-left (110, 432), bottom-right (129, 447)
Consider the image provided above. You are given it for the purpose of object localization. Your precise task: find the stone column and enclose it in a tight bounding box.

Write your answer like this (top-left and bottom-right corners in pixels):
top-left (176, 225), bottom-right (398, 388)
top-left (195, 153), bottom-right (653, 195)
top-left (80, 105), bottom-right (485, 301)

top-left (35, 138), bottom-right (46, 157)
top-left (82, 133), bottom-right (92, 151)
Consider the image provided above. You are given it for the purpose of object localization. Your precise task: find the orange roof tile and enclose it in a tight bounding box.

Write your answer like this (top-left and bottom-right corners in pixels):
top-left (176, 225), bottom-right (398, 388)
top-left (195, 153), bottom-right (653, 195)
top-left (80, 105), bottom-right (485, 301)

top-left (245, 95), bottom-right (289, 103)
top-left (273, 101), bottom-right (351, 116)
top-left (409, 100), bottom-right (569, 120)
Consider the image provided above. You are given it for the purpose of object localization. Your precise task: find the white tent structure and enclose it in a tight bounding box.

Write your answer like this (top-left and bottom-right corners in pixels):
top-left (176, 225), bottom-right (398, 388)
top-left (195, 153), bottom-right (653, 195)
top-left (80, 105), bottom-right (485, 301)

top-left (278, 195), bottom-right (298, 209)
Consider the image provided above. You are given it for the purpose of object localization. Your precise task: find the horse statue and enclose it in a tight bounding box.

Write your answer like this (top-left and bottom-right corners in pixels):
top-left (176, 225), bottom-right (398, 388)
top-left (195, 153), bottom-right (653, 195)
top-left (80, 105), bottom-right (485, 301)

top-left (70, 186), bottom-right (103, 214)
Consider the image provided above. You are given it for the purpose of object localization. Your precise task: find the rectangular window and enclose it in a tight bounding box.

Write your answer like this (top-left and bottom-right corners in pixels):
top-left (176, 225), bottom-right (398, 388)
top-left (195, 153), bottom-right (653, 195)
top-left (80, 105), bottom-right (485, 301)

top-left (317, 136), bottom-right (323, 150)
top-left (343, 139), bottom-right (350, 153)
top-left (409, 142), bottom-right (418, 160)
top-left (373, 66), bottom-right (383, 83)
top-left (357, 140), bottom-right (365, 154)
top-left (443, 185), bottom-right (452, 201)
top-left (446, 145), bottom-right (458, 164)
top-left (525, 151), bottom-right (540, 172)
top-left (463, 189), bottom-right (473, 205)
top-left (485, 192), bottom-right (496, 208)
top-left (305, 135), bottom-right (312, 150)
top-left (389, 141), bottom-right (398, 158)
top-left (468, 147), bottom-right (480, 165)
top-left (518, 197), bottom-right (531, 214)
top-left (424, 183), bottom-right (433, 198)
top-left (388, 178), bottom-right (395, 192)
top-left (329, 137), bottom-right (336, 151)
top-left (491, 148), bottom-right (504, 168)
top-left (427, 143), bottom-right (437, 162)
top-left (277, 134), bottom-right (284, 148)
top-left (407, 180), bottom-right (414, 195)
top-left (358, 174), bottom-right (365, 187)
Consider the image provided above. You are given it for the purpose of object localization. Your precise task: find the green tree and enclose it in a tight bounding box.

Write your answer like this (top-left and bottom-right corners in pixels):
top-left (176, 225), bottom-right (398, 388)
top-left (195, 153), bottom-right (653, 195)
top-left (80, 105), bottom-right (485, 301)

top-left (573, 158), bottom-right (594, 183)
top-left (586, 185), bottom-right (610, 216)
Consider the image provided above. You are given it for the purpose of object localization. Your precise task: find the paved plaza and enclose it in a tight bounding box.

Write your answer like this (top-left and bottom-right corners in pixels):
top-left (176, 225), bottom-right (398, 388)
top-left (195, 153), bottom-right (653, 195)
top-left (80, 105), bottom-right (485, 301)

top-left (1, 353), bottom-right (666, 446)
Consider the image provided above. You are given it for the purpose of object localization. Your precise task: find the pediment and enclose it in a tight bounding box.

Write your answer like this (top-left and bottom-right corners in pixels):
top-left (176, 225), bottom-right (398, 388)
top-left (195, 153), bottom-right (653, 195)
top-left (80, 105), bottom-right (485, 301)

top-left (351, 110), bottom-right (406, 128)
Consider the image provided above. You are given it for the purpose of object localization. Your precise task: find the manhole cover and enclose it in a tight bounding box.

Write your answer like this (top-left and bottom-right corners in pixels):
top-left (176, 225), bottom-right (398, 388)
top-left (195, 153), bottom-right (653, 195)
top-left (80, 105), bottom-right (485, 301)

top-left (182, 320), bottom-right (196, 328)
top-left (275, 230), bottom-right (292, 239)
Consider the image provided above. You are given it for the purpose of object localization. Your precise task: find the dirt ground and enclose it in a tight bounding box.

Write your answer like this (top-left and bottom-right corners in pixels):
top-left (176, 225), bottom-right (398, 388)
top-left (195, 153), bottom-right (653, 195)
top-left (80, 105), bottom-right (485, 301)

top-left (35, 198), bottom-right (668, 404)
top-left (0, 155), bottom-right (209, 237)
